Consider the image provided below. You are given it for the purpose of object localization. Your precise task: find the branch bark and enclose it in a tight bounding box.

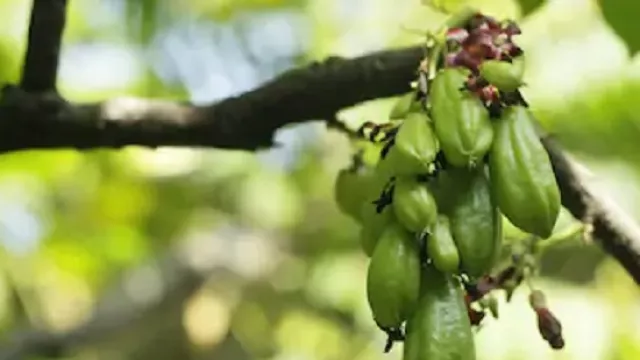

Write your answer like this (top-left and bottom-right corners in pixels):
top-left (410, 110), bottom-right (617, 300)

top-left (0, 47), bottom-right (422, 152)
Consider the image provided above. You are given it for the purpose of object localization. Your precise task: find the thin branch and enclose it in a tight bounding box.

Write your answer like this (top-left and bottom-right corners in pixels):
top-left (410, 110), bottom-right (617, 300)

top-left (543, 137), bottom-right (640, 281)
top-left (20, 0), bottom-right (68, 93)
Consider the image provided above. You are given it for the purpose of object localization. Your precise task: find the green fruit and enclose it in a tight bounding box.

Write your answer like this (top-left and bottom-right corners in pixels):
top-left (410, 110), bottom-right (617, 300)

top-left (390, 92), bottom-right (422, 119)
top-left (404, 264), bottom-right (476, 360)
top-left (479, 56), bottom-right (525, 92)
top-left (359, 202), bottom-right (394, 257)
top-left (366, 223), bottom-right (421, 329)
top-left (427, 215), bottom-right (460, 274)
top-left (334, 167), bottom-right (375, 221)
top-left (388, 112), bottom-right (439, 175)
top-left (392, 176), bottom-right (438, 233)
top-left (489, 105), bottom-right (560, 238)
top-left (430, 68), bottom-right (494, 168)
top-left (432, 167), bottom-right (502, 278)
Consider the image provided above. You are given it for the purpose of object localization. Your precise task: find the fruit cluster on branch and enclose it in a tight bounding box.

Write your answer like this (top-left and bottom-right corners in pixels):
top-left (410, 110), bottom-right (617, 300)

top-left (334, 11), bottom-right (565, 359)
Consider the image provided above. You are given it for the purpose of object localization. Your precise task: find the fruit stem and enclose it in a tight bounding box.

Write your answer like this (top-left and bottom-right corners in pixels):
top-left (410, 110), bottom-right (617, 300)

top-left (427, 42), bottom-right (442, 80)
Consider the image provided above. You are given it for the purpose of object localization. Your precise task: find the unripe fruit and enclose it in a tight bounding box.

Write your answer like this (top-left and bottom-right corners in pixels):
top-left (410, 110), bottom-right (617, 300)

top-left (392, 176), bottom-right (438, 233)
top-left (431, 68), bottom-right (494, 168)
top-left (479, 56), bottom-right (525, 92)
top-left (489, 105), bottom-right (560, 238)
top-left (334, 168), bottom-right (375, 222)
top-left (387, 112), bottom-right (439, 175)
top-left (359, 202), bottom-right (394, 257)
top-left (427, 215), bottom-right (461, 274)
top-left (403, 264), bottom-right (476, 360)
top-left (390, 92), bottom-right (422, 119)
top-left (366, 222), bottom-right (421, 329)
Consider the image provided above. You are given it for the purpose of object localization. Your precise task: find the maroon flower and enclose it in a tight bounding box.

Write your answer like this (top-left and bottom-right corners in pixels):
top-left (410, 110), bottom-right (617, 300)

top-left (447, 28), bottom-right (469, 43)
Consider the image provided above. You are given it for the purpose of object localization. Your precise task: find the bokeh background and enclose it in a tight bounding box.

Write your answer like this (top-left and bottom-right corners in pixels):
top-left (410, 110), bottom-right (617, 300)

top-left (0, 0), bottom-right (638, 359)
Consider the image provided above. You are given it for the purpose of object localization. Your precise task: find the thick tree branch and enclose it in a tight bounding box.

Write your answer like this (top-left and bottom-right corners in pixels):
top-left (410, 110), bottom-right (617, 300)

top-left (0, 47), bottom-right (422, 152)
top-left (0, 46), bottom-right (639, 285)
top-left (20, 0), bottom-right (68, 92)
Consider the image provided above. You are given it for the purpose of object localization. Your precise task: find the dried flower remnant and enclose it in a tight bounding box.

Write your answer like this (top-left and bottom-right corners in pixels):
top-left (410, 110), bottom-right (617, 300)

top-left (529, 290), bottom-right (565, 350)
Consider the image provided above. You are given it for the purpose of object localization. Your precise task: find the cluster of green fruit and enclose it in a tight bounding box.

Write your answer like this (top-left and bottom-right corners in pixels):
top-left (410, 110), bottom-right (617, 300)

top-left (334, 12), bottom-right (562, 360)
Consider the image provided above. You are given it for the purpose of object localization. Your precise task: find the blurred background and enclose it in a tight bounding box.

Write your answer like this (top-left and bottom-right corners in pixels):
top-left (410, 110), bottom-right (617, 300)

top-left (0, 0), bottom-right (638, 359)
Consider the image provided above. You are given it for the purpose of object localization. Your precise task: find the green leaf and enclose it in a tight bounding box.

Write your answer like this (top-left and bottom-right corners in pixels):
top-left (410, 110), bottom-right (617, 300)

top-left (421, 0), bottom-right (467, 14)
top-left (599, 0), bottom-right (640, 55)
top-left (516, 0), bottom-right (544, 17)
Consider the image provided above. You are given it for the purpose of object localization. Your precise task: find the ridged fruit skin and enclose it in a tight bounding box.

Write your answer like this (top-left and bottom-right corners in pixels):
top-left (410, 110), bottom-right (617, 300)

top-left (427, 215), bottom-right (461, 274)
top-left (430, 167), bottom-right (502, 278)
top-left (366, 223), bottom-right (421, 329)
top-left (489, 105), bottom-right (560, 238)
top-left (388, 111), bottom-right (440, 175)
top-left (392, 176), bottom-right (438, 233)
top-left (359, 202), bottom-right (393, 257)
top-left (390, 92), bottom-right (422, 119)
top-left (479, 56), bottom-right (525, 92)
top-left (430, 67), bottom-right (494, 168)
top-left (334, 168), bottom-right (375, 222)
top-left (403, 264), bottom-right (476, 360)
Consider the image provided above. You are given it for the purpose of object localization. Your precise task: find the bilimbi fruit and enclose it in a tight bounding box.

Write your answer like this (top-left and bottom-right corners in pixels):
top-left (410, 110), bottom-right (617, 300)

top-left (333, 10), bottom-right (564, 360)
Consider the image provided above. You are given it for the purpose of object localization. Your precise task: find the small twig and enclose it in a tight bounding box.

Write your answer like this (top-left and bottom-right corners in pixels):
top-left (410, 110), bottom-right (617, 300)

top-left (20, 0), bottom-right (68, 93)
top-left (326, 115), bottom-right (362, 140)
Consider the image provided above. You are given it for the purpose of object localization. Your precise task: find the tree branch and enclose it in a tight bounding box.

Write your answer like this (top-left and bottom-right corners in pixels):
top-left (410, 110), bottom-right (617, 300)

top-left (20, 0), bottom-right (68, 92)
top-left (543, 137), bottom-right (640, 281)
top-left (1, 46), bottom-right (639, 284)
top-left (0, 47), bottom-right (422, 152)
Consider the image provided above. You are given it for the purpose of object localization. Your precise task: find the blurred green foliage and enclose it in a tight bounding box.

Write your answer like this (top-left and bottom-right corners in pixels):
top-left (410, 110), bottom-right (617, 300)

top-left (599, 0), bottom-right (640, 55)
top-left (0, 0), bottom-right (637, 360)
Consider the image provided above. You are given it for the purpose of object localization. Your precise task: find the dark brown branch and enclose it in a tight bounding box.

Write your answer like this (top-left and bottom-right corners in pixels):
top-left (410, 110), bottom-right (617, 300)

top-left (543, 137), bottom-right (640, 282)
top-left (20, 0), bottom-right (68, 92)
top-left (1, 47), bottom-right (422, 152)
top-left (1, 46), bottom-right (639, 285)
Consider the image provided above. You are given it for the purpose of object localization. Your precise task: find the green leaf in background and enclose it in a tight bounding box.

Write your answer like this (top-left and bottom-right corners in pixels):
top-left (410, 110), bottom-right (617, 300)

top-left (516, 0), bottom-right (544, 17)
top-left (421, 0), bottom-right (467, 14)
top-left (599, 0), bottom-right (640, 55)
top-left (126, 0), bottom-right (158, 44)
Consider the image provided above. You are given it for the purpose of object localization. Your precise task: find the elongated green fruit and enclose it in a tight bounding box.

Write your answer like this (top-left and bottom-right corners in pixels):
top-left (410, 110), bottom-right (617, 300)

top-left (366, 223), bottom-right (421, 328)
top-left (403, 264), bottom-right (476, 360)
top-left (388, 112), bottom-right (440, 175)
top-left (392, 176), bottom-right (438, 233)
top-left (390, 92), bottom-right (422, 119)
top-left (334, 168), bottom-right (375, 222)
top-left (479, 56), bottom-right (525, 92)
top-left (359, 202), bottom-right (393, 257)
top-left (430, 68), bottom-right (494, 168)
top-left (427, 215), bottom-right (460, 274)
top-left (431, 167), bottom-right (502, 278)
top-left (489, 105), bottom-right (560, 238)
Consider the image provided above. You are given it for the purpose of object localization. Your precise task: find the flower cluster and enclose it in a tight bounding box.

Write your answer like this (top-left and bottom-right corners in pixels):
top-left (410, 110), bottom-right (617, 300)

top-left (445, 13), bottom-right (523, 71)
top-left (443, 13), bottom-right (525, 108)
